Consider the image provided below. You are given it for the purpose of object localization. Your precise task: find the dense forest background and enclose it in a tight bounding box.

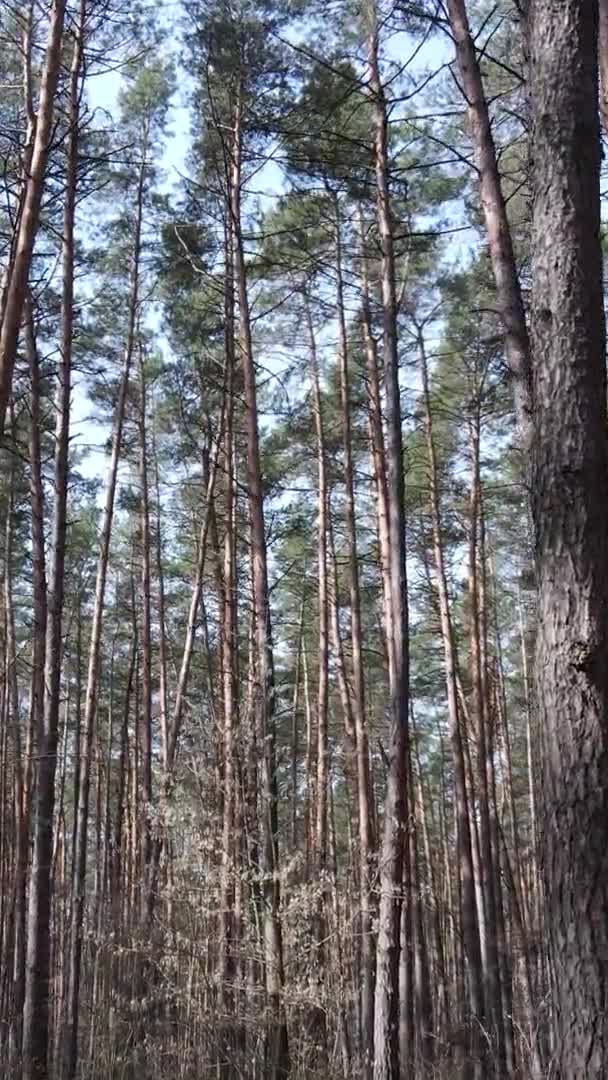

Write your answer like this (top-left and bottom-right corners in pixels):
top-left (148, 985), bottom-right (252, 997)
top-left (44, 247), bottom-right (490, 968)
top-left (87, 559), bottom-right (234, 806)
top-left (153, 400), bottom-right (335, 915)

top-left (0, 1), bottom-right (606, 1078)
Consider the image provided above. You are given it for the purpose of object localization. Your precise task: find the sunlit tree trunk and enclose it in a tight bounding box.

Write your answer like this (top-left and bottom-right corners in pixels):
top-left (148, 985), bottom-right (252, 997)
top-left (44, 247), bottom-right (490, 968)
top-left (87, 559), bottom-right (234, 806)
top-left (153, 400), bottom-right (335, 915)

top-left (445, 0), bottom-right (532, 449)
top-left (0, 0), bottom-right (68, 434)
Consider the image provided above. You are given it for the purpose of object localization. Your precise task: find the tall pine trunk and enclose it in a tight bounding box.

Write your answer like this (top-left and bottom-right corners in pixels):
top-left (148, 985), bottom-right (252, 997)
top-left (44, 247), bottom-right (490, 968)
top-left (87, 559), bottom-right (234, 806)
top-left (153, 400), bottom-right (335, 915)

top-left (335, 203), bottom-right (376, 1077)
top-left (530, 2), bottom-right (608, 1073)
top-left (230, 91), bottom-right (289, 1078)
top-left (0, 0), bottom-right (68, 433)
top-left (445, 0), bottom-right (532, 449)
top-left (368, 9), bottom-right (411, 1077)
top-left (22, 11), bottom-right (84, 1073)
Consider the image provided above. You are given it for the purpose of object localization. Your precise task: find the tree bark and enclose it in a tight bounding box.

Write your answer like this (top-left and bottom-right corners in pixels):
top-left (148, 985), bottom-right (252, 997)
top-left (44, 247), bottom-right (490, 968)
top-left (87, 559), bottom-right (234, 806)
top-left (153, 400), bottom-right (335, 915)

top-left (468, 415), bottom-right (505, 1072)
top-left (138, 348), bottom-right (153, 872)
top-left (304, 296), bottom-right (329, 877)
top-left (337, 205), bottom-right (375, 1079)
top-left (530, 1), bottom-right (608, 1073)
top-left (218, 215), bottom-right (238, 1036)
top-left (304, 292), bottom-right (330, 1065)
top-left (367, 10), bottom-right (411, 1077)
top-left (230, 90), bottom-right (289, 1078)
top-left (22, 9), bottom-right (83, 1073)
top-left (358, 207), bottom-right (392, 662)
top-left (599, 0), bottom-right (608, 131)
top-left (445, 0), bottom-right (532, 449)
top-left (0, 0), bottom-right (68, 434)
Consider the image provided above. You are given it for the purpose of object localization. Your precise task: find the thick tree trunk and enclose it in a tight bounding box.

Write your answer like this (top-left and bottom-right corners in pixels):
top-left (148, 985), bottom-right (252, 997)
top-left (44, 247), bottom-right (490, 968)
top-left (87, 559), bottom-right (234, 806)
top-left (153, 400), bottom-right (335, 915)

top-left (358, 207), bottom-right (392, 660)
top-left (530, 1), bottom-right (608, 1074)
top-left (445, 0), bottom-right (532, 449)
top-left (1, 0), bottom-right (36, 329)
top-left (599, 0), bottom-right (608, 131)
top-left (0, 0), bottom-right (68, 434)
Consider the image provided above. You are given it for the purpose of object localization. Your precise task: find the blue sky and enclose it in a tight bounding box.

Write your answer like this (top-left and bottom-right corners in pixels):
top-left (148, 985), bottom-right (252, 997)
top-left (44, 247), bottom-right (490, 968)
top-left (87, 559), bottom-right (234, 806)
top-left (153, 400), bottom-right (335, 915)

top-left (71, 13), bottom-right (462, 490)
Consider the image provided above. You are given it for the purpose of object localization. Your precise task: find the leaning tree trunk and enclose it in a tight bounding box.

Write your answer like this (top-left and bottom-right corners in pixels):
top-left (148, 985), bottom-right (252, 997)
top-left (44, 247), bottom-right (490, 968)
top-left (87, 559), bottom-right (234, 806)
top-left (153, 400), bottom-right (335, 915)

top-left (530, 1), bottom-right (608, 1074)
top-left (0, 0), bottom-right (67, 434)
top-left (445, 0), bottom-right (532, 450)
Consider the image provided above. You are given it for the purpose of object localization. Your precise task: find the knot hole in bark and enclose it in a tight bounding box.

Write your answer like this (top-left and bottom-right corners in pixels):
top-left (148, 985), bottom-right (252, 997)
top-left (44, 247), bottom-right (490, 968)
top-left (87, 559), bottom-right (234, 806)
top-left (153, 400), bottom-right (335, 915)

top-left (571, 640), bottom-right (599, 678)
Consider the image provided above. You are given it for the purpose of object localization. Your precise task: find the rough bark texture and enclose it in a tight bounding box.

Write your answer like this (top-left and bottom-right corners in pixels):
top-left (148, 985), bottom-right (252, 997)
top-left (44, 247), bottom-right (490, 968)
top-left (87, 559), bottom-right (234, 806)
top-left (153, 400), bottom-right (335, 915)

top-left (446, 0), bottom-right (532, 451)
top-left (530, 2), bottom-right (608, 1074)
top-left (0, 0), bottom-right (67, 434)
top-left (599, 0), bottom-right (608, 130)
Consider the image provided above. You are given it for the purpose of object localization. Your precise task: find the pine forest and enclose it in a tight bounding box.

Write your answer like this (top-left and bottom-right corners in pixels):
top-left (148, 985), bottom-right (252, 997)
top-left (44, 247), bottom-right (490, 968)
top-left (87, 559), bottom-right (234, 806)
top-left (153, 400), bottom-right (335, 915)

top-left (0, 1), bottom-right (607, 1077)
